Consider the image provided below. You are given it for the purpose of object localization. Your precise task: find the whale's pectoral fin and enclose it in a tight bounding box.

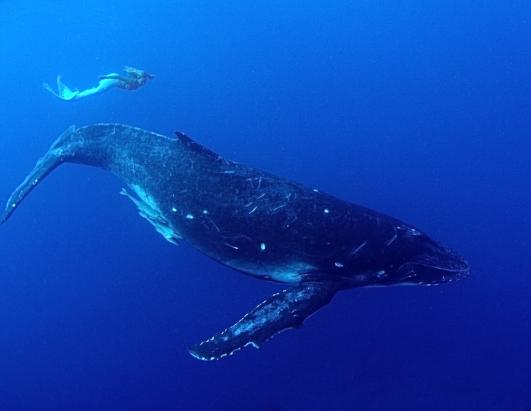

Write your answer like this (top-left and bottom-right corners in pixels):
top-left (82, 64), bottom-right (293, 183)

top-left (120, 186), bottom-right (182, 245)
top-left (189, 281), bottom-right (339, 361)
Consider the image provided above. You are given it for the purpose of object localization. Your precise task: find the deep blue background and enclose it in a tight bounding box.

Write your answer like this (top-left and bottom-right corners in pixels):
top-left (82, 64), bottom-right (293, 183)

top-left (1, 1), bottom-right (531, 410)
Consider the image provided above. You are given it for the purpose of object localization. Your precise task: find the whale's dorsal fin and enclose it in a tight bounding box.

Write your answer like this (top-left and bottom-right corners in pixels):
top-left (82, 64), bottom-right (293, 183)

top-left (188, 281), bottom-right (339, 361)
top-left (175, 131), bottom-right (221, 161)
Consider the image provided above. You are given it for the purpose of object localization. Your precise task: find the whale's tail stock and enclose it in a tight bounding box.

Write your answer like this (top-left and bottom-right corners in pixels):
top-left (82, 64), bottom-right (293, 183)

top-left (1, 126), bottom-right (81, 224)
top-left (1, 123), bottom-right (168, 224)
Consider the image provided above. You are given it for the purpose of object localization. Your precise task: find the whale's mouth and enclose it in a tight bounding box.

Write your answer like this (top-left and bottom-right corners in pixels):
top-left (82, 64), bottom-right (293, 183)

top-left (397, 247), bottom-right (470, 285)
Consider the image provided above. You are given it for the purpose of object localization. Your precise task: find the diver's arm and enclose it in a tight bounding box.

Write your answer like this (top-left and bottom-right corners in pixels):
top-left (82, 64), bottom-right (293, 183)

top-left (99, 73), bottom-right (128, 82)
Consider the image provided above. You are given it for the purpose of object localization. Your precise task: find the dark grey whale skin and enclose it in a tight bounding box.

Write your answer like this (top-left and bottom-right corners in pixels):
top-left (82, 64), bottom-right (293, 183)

top-left (1, 124), bottom-right (469, 360)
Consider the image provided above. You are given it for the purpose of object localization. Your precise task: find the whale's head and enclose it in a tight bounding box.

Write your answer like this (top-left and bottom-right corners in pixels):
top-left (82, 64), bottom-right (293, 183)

top-left (384, 230), bottom-right (470, 286)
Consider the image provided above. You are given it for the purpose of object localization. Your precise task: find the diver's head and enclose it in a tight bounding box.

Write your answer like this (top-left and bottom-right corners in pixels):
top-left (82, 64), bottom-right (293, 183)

top-left (123, 66), bottom-right (154, 80)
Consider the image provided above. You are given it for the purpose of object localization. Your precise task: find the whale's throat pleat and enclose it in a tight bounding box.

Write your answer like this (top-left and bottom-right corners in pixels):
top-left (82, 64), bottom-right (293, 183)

top-left (120, 184), bottom-right (182, 245)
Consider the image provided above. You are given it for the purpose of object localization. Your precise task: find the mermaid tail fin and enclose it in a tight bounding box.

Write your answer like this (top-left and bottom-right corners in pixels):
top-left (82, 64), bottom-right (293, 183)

top-left (43, 75), bottom-right (79, 101)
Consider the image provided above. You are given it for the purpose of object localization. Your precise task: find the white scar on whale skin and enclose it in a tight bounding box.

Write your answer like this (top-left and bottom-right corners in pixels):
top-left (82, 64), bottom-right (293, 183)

top-left (120, 184), bottom-right (182, 245)
top-left (227, 260), bottom-right (315, 283)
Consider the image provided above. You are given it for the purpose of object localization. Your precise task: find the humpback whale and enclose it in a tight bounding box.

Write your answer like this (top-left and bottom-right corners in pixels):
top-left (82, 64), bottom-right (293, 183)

top-left (1, 124), bottom-right (469, 360)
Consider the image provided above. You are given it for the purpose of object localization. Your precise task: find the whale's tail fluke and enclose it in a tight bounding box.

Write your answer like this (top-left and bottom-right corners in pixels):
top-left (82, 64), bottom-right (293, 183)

top-left (1, 126), bottom-right (78, 224)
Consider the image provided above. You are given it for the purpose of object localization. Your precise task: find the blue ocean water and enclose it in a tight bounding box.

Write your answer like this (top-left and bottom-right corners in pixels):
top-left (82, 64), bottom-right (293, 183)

top-left (1, 1), bottom-right (530, 410)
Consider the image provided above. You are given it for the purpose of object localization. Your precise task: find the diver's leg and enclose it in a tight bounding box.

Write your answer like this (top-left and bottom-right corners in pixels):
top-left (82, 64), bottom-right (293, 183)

top-left (75, 78), bottom-right (119, 99)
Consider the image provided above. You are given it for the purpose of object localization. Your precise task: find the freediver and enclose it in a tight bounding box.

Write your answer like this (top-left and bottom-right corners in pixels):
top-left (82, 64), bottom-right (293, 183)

top-left (43, 66), bottom-right (154, 101)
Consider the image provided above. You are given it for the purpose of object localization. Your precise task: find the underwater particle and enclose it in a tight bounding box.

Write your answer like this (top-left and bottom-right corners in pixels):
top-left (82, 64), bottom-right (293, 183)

top-left (260, 242), bottom-right (266, 251)
top-left (323, 208), bottom-right (330, 214)
top-left (171, 207), bottom-right (177, 212)
top-left (185, 213), bottom-right (194, 220)
top-left (334, 261), bottom-right (344, 268)
top-left (202, 209), bottom-right (208, 214)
